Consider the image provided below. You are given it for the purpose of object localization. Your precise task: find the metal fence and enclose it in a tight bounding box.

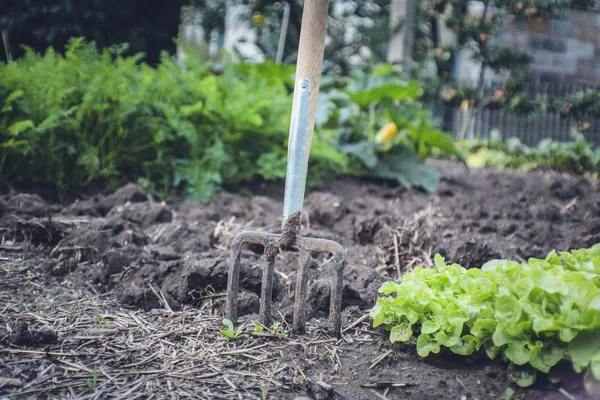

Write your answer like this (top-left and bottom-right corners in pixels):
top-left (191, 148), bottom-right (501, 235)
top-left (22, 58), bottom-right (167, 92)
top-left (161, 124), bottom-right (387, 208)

top-left (428, 103), bottom-right (600, 147)
top-left (426, 80), bottom-right (600, 146)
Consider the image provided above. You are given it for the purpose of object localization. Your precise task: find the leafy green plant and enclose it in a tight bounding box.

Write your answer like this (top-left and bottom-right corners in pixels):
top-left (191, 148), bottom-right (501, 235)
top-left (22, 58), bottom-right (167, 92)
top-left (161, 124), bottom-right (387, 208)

top-left (86, 368), bottom-right (100, 391)
top-left (460, 131), bottom-right (600, 177)
top-left (259, 381), bottom-right (270, 400)
top-left (219, 319), bottom-right (246, 341)
top-left (370, 244), bottom-right (600, 391)
top-left (317, 65), bottom-right (467, 193)
top-left (92, 308), bottom-right (103, 327)
top-left (0, 40), bottom-right (356, 202)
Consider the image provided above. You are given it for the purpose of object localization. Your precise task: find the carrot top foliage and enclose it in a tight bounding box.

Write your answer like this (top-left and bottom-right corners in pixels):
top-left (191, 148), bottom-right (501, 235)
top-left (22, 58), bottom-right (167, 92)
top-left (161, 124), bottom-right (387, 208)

top-left (0, 39), bottom-right (341, 202)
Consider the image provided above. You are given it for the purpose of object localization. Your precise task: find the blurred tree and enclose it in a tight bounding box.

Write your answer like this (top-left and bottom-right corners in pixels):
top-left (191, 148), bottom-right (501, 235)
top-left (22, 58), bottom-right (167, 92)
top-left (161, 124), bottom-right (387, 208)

top-left (387, 0), bottom-right (416, 73)
top-left (237, 0), bottom-right (392, 76)
top-left (0, 0), bottom-right (186, 64)
top-left (412, 0), bottom-right (596, 137)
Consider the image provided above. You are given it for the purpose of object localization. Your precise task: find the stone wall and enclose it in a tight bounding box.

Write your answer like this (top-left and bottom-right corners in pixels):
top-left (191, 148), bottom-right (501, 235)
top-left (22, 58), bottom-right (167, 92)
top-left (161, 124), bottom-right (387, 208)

top-left (494, 7), bottom-right (600, 84)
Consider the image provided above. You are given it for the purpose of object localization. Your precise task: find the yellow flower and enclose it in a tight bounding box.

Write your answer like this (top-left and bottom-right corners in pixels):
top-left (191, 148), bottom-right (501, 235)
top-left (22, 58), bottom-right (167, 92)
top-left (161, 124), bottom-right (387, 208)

top-left (467, 148), bottom-right (489, 168)
top-left (375, 122), bottom-right (398, 144)
top-left (460, 99), bottom-right (471, 112)
top-left (252, 14), bottom-right (265, 24)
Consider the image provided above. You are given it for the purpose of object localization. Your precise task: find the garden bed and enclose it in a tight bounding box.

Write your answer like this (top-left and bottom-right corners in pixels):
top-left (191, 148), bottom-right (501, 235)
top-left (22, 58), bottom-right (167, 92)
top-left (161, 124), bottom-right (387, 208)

top-left (1, 160), bottom-right (598, 399)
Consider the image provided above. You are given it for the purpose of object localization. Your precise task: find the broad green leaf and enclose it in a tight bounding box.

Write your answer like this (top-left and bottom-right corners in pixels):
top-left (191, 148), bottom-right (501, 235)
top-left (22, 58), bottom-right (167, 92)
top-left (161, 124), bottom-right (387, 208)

top-left (584, 368), bottom-right (600, 397)
top-left (532, 270), bottom-right (569, 295)
top-left (592, 360), bottom-right (600, 379)
top-left (372, 145), bottom-right (442, 193)
top-left (492, 325), bottom-right (510, 347)
top-left (532, 315), bottom-right (555, 333)
top-left (495, 295), bottom-right (522, 321)
top-left (568, 330), bottom-right (600, 373)
top-left (506, 341), bottom-right (530, 365)
top-left (434, 253), bottom-right (447, 271)
top-left (508, 363), bottom-right (537, 387)
top-left (450, 335), bottom-right (479, 355)
top-left (416, 333), bottom-right (441, 357)
top-left (418, 129), bottom-right (468, 165)
top-left (335, 140), bottom-right (380, 169)
top-left (378, 281), bottom-right (400, 295)
top-left (559, 327), bottom-right (578, 342)
top-left (343, 70), bottom-right (421, 109)
top-left (421, 320), bottom-right (440, 334)
top-left (390, 320), bottom-right (413, 343)
top-left (528, 341), bottom-right (566, 373)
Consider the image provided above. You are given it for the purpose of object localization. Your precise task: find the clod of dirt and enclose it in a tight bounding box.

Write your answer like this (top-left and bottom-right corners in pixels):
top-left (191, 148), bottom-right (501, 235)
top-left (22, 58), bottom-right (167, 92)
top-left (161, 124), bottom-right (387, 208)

top-left (437, 240), bottom-right (503, 269)
top-left (550, 177), bottom-right (592, 201)
top-left (116, 255), bottom-right (283, 311)
top-left (16, 218), bottom-right (71, 247)
top-left (353, 217), bottom-right (387, 245)
top-left (6, 320), bottom-right (57, 346)
top-left (98, 245), bottom-right (141, 279)
top-left (1, 193), bottom-right (61, 219)
top-left (51, 217), bottom-right (148, 263)
top-left (106, 202), bottom-right (172, 228)
top-left (265, 211), bottom-right (302, 263)
top-left (150, 222), bottom-right (214, 254)
top-left (306, 264), bottom-right (382, 314)
top-left (61, 183), bottom-right (148, 217)
top-left (306, 192), bottom-right (345, 228)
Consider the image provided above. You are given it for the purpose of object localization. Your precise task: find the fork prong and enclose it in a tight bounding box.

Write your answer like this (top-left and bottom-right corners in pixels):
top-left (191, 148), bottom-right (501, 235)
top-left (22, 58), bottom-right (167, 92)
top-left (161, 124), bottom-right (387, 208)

top-left (225, 240), bottom-right (243, 324)
top-left (259, 258), bottom-right (276, 326)
top-left (226, 231), bottom-right (345, 334)
top-left (292, 248), bottom-right (312, 333)
top-left (329, 256), bottom-right (345, 337)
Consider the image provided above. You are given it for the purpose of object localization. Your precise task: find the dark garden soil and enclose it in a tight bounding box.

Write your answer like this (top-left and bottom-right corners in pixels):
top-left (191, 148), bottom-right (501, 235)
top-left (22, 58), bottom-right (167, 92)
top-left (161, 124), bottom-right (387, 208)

top-left (1, 160), bottom-right (599, 399)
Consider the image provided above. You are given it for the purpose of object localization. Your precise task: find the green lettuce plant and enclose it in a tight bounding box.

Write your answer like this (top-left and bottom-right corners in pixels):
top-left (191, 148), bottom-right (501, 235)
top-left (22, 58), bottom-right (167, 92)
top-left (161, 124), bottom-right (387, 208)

top-left (371, 244), bottom-right (600, 391)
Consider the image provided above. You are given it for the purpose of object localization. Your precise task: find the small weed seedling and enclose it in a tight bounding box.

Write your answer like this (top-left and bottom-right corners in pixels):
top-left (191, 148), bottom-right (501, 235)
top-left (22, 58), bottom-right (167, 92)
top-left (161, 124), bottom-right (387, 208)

top-left (253, 323), bottom-right (265, 334)
top-left (195, 284), bottom-right (216, 298)
top-left (92, 308), bottom-right (104, 327)
top-left (86, 368), bottom-right (100, 391)
top-left (270, 321), bottom-right (288, 336)
top-left (259, 381), bottom-right (270, 400)
top-left (219, 319), bottom-right (246, 341)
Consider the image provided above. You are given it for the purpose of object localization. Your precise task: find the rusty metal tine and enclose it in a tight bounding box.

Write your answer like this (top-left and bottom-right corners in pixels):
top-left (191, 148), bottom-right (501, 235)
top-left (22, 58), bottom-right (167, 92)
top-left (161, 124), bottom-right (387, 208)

top-left (226, 230), bottom-right (345, 335)
top-left (292, 248), bottom-right (312, 333)
top-left (225, 239), bottom-right (242, 324)
top-left (329, 256), bottom-right (345, 336)
top-left (259, 258), bottom-right (276, 326)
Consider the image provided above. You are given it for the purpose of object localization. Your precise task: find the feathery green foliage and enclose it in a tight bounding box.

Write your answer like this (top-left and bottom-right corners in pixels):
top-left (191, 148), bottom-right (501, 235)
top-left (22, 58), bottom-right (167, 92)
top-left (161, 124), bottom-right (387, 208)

top-left (0, 39), bottom-right (319, 202)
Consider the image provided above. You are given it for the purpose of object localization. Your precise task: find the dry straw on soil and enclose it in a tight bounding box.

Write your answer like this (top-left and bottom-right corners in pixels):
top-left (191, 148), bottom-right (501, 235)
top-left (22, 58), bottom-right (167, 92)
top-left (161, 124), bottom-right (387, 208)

top-left (0, 260), bottom-right (376, 400)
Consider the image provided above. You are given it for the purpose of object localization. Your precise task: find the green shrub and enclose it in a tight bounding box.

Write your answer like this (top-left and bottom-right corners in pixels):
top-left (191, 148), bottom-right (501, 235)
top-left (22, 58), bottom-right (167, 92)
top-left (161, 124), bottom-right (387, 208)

top-left (371, 244), bottom-right (600, 390)
top-left (317, 65), bottom-right (467, 193)
top-left (0, 39), bottom-right (344, 201)
top-left (461, 132), bottom-right (600, 176)
top-left (0, 41), bottom-right (458, 202)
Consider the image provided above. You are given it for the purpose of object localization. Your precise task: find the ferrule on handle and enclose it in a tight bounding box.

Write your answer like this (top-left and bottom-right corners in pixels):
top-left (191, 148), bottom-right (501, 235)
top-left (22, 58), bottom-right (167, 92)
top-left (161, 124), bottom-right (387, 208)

top-left (282, 78), bottom-right (311, 226)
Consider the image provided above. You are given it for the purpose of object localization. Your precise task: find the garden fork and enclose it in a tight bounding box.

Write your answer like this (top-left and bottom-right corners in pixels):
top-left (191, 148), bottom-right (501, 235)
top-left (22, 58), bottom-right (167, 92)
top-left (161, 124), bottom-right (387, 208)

top-left (225, 0), bottom-right (346, 336)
